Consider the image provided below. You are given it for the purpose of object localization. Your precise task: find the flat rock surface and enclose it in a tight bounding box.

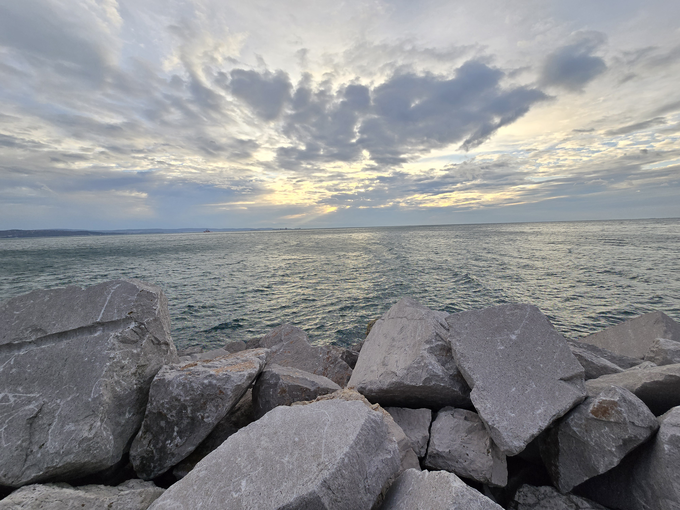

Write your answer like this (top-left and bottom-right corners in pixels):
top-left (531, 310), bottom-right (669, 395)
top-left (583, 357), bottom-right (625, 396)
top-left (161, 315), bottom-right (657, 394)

top-left (0, 480), bottom-right (164, 510)
top-left (385, 407), bottom-right (432, 458)
top-left (509, 484), bottom-right (608, 510)
top-left (348, 298), bottom-right (471, 408)
top-left (148, 399), bottom-right (401, 510)
top-left (566, 339), bottom-right (642, 370)
top-left (381, 469), bottom-right (503, 510)
top-left (540, 386), bottom-right (658, 492)
top-left (130, 348), bottom-right (268, 480)
top-left (585, 363), bottom-right (680, 415)
top-left (645, 338), bottom-right (680, 366)
top-left (578, 406), bottom-right (680, 510)
top-left (253, 364), bottom-right (340, 418)
top-left (568, 343), bottom-right (624, 380)
top-left (424, 407), bottom-right (507, 486)
top-left (447, 304), bottom-right (586, 455)
top-left (0, 280), bottom-right (177, 487)
top-left (579, 311), bottom-right (680, 359)
top-left (255, 324), bottom-right (353, 387)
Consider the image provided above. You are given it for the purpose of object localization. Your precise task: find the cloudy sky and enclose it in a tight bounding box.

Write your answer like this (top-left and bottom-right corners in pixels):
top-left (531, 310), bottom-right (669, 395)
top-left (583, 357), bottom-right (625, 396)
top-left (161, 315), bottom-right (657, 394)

top-left (1, 0), bottom-right (679, 229)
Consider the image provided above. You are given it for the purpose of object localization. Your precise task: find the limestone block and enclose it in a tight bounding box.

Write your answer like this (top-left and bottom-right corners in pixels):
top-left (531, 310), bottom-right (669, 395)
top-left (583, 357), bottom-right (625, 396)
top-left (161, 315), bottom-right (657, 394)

top-left (585, 363), bottom-right (680, 415)
top-left (540, 386), bottom-right (658, 492)
top-left (253, 364), bottom-right (340, 418)
top-left (579, 406), bottom-right (680, 510)
top-left (0, 480), bottom-right (164, 510)
top-left (385, 407), bottom-right (432, 457)
top-left (579, 311), bottom-right (680, 359)
top-left (147, 399), bottom-right (401, 510)
top-left (0, 280), bottom-right (177, 487)
top-left (424, 407), bottom-right (507, 487)
top-left (255, 324), bottom-right (353, 387)
top-left (645, 338), bottom-right (680, 366)
top-left (381, 469), bottom-right (503, 510)
top-left (348, 298), bottom-right (471, 408)
top-left (508, 484), bottom-right (608, 510)
top-left (130, 348), bottom-right (268, 480)
top-left (447, 304), bottom-right (586, 455)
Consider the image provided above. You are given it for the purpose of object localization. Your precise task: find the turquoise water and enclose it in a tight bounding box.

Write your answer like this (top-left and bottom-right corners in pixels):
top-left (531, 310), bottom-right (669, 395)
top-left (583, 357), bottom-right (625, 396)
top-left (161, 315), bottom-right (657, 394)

top-left (1, 219), bottom-right (678, 350)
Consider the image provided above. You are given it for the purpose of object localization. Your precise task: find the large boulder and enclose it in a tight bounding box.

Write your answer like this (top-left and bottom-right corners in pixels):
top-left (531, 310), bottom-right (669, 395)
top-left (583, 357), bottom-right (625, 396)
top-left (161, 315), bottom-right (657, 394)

top-left (424, 407), bottom-right (507, 487)
top-left (567, 342), bottom-right (624, 380)
top-left (645, 338), bottom-right (680, 366)
top-left (348, 298), bottom-right (471, 408)
top-left (447, 304), bottom-right (586, 455)
top-left (380, 469), bottom-right (503, 510)
top-left (130, 348), bottom-right (269, 480)
top-left (578, 406), bottom-right (680, 510)
top-left (540, 386), bottom-right (658, 492)
top-left (147, 398), bottom-right (401, 510)
top-left (0, 280), bottom-right (177, 487)
top-left (585, 363), bottom-right (680, 415)
top-left (252, 364), bottom-right (340, 418)
top-left (254, 324), bottom-right (352, 387)
top-left (508, 484), bottom-right (608, 510)
top-left (385, 407), bottom-right (432, 458)
top-left (0, 480), bottom-right (164, 510)
top-left (566, 339), bottom-right (643, 370)
top-left (579, 311), bottom-right (680, 359)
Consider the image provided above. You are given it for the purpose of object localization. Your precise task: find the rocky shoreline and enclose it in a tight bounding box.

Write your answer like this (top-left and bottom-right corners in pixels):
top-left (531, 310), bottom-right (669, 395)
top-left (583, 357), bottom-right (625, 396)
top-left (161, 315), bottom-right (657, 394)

top-left (1, 279), bottom-right (679, 509)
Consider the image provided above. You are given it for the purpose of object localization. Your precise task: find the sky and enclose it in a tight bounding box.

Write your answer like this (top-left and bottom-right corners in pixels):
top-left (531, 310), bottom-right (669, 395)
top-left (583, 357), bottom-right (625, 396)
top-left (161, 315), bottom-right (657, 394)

top-left (1, 0), bottom-right (679, 229)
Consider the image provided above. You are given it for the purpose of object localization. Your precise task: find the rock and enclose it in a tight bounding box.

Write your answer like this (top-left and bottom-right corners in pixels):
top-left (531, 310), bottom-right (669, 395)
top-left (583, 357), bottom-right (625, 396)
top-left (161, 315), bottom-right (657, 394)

top-left (176, 346), bottom-right (202, 357)
top-left (256, 324), bottom-right (353, 387)
top-left (579, 311), bottom-right (680, 359)
top-left (585, 363), bottom-right (680, 415)
top-left (447, 304), bottom-right (586, 455)
top-left (172, 389), bottom-right (255, 479)
top-left (568, 342), bottom-right (624, 379)
top-left (340, 340), bottom-right (363, 369)
top-left (540, 386), bottom-right (658, 492)
top-left (130, 348), bottom-right (269, 480)
top-left (179, 347), bottom-right (229, 362)
top-left (0, 280), bottom-right (177, 487)
top-left (578, 406), bottom-right (680, 510)
top-left (424, 407), bottom-right (507, 487)
top-left (381, 469), bottom-right (504, 510)
top-left (385, 407), bottom-right (432, 458)
top-left (0, 480), bottom-right (164, 510)
top-left (147, 398), bottom-right (401, 510)
top-left (252, 364), bottom-right (341, 418)
top-left (348, 298), bottom-right (471, 408)
top-left (224, 340), bottom-right (246, 353)
top-left (566, 339), bottom-right (642, 370)
top-left (645, 338), bottom-right (680, 366)
top-left (366, 319), bottom-right (378, 337)
top-left (508, 484), bottom-right (608, 510)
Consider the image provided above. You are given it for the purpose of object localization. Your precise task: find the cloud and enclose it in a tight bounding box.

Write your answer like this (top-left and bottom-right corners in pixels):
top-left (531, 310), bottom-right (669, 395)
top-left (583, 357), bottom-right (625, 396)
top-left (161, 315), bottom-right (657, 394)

top-left (540, 31), bottom-right (607, 92)
top-left (229, 69), bottom-right (293, 121)
top-left (606, 117), bottom-right (667, 136)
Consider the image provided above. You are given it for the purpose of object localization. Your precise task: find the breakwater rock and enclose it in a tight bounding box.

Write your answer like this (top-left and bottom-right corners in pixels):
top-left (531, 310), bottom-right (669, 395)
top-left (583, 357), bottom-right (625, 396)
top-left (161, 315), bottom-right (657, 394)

top-left (1, 279), bottom-right (679, 509)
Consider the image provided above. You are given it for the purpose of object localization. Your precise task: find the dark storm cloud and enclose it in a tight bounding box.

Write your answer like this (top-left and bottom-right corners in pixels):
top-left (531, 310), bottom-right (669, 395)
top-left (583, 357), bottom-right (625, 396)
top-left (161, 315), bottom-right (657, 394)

top-left (540, 32), bottom-right (607, 92)
top-left (230, 69), bottom-right (293, 121)
top-left (605, 117), bottom-right (667, 136)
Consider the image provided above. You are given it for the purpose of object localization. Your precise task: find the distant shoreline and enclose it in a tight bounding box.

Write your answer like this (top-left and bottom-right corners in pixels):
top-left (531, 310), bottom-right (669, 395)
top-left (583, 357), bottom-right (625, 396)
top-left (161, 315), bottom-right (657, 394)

top-left (0, 228), bottom-right (286, 239)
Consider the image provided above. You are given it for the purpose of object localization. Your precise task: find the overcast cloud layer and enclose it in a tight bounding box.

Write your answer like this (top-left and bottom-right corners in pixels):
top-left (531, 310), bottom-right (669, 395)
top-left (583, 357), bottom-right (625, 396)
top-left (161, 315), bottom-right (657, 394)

top-left (1, 0), bottom-right (679, 229)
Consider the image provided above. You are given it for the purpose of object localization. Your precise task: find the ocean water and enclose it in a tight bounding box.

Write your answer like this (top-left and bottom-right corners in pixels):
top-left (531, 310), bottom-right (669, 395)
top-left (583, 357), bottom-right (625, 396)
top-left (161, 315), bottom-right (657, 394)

top-left (1, 219), bottom-right (678, 350)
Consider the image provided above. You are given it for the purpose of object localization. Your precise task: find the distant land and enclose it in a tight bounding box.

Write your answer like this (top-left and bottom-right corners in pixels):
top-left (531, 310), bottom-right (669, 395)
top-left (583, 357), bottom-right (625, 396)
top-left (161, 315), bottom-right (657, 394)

top-left (0, 228), bottom-right (294, 239)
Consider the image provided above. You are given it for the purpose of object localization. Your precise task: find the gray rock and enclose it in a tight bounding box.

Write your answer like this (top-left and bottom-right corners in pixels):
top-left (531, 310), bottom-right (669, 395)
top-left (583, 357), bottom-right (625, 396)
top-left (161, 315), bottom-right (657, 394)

top-left (147, 398), bottom-right (401, 510)
top-left (172, 389), bottom-right (255, 479)
top-left (579, 311), bottom-right (680, 359)
top-left (256, 324), bottom-right (353, 387)
top-left (566, 339), bottom-right (642, 369)
top-left (381, 469), bottom-right (503, 510)
top-left (540, 386), bottom-right (658, 492)
top-left (385, 407), bottom-right (432, 457)
top-left (645, 338), bottom-right (680, 366)
top-left (130, 348), bottom-right (268, 480)
top-left (179, 347), bottom-right (229, 362)
top-left (568, 343), bottom-right (624, 379)
top-left (625, 360), bottom-right (657, 370)
top-left (348, 298), bottom-right (471, 408)
top-left (176, 346), bottom-right (202, 357)
top-left (0, 480), bottom-right (164, 510)
top-left (508, 484), bottom-right (608, 510)
top-left (585, 363), bottom-right (680, 415)
top-left (424, 407), bottom-right (507, 487)
top-left (223, 340), bottom-right (246, 353)
top-left (252, 364), bottom-right (341, 418)
top-left (447, 304), bottom-right (586, 455)
top-left (578, 406), bottom-right (680, 510)
top-left (0, 280), bottom-right (177, 487)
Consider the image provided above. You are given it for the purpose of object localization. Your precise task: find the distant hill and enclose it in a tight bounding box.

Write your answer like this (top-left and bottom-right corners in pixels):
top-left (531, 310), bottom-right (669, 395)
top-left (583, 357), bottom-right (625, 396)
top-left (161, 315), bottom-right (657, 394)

top-left (0, 229), bottom-right (110, 239)
top-left (0, 228), bottom-right (278, 239)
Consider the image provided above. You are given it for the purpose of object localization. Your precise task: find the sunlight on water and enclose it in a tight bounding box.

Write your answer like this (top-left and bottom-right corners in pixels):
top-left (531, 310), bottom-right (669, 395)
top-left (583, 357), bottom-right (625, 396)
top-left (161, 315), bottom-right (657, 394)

top-left (1, 219), bottom-right (678, 350)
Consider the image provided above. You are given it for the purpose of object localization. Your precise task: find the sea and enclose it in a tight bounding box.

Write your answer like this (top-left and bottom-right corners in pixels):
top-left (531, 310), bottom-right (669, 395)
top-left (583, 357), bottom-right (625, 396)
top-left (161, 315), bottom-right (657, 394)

top-left (1, 219), bottom-right (678, 351)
